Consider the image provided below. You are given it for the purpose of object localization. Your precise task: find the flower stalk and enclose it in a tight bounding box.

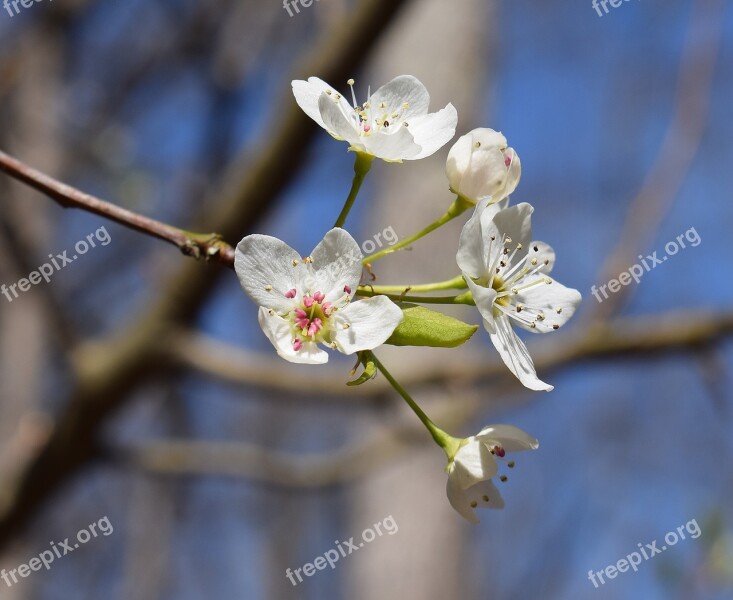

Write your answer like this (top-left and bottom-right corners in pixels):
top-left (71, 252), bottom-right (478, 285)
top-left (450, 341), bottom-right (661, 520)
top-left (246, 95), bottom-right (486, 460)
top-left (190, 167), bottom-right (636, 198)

top-left (358, 275), bottom-right (467, 295)
top-left (370, 352), bottom-right (460, 458)
top-left (334, 152), bottom-right (375, 228)
top-left (362, 195), bottom-right (473, 264)
top-left (356, 287), bottom-right (474, 306)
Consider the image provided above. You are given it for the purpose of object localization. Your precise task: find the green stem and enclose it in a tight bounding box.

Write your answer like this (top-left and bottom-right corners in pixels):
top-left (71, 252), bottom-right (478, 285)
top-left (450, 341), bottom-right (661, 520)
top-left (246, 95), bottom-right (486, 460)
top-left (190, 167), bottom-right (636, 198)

top-left (359, 275), bottom-right (467, 295)
top-left (362, 195), bottom-right (473, 264)
top-left (371, 353), bottom-right (459, 457)
top-left (334, 152), bottom-right (374, 228)
top-left (356, 287), bottom-right (474, 306)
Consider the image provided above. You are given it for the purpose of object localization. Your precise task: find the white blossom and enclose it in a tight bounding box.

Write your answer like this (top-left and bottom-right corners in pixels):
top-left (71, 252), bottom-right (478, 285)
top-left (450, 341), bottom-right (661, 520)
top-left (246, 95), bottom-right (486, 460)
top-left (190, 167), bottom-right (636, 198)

top-left (292, 75), bottom-right (457, 162)
top-left (235, 228), bottom-right (403, 364)
top-left (457, 199), bottom-right (582, 390)
top-left (446, 128), bottom-right (521, 205)
top-left (446, 424), bottom-right (538, 523)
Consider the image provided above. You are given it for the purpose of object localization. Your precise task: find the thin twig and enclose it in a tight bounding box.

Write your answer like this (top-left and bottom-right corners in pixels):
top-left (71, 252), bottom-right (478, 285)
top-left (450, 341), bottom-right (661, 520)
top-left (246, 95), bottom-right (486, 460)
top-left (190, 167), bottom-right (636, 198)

top-left (0, 150), bottom-right (237, 267)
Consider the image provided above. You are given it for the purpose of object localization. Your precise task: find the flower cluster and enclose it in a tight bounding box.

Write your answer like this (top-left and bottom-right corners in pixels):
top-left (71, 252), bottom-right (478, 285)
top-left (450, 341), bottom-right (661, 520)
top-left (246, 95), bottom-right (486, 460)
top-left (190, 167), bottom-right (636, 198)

top-left (234, 75), bottom-right (581, 522)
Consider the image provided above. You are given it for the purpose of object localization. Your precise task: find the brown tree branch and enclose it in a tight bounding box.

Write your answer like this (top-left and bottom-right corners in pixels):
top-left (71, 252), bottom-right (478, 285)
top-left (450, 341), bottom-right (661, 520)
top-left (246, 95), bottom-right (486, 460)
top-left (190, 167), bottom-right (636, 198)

top-left (0, 0), bottom-right (416, 555)
top-left (0, 150), bottom-right (237, 266)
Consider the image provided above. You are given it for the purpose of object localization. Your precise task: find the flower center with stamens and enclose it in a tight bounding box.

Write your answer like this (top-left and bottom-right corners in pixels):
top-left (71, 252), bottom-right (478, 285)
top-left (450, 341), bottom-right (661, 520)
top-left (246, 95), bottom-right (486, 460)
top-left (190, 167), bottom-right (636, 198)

top-left (281, 287), bottom-right (352, 353)
top-left (345, 78), bottom-right (409, 138)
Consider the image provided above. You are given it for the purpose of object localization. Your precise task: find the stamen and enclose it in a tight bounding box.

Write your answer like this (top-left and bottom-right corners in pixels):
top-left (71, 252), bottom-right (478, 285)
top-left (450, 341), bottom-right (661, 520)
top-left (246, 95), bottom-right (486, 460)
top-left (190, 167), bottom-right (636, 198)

top-left (264, 285), bottom-right (273, 292)
top-left (307, 317), bottom-right (323, 337)
top-left (347, 78), bottom-right (358, 107)
top-left (285, 289), bottom-right (297, 299)
top-left (343, 285), bottom-right (352, 294)
top-left (313, 291), bottom-right (325, 303)
top-left (293, 339), bottom-right (303, 352)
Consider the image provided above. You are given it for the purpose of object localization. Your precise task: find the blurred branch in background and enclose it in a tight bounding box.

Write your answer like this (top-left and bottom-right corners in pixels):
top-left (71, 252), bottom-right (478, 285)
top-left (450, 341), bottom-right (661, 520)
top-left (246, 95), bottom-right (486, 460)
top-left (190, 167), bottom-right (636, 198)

top-left (168, 309), bottom-right (733, 398)
top-left (589, 0), bottom-right (724, 320)
top-left (117, 307), bottom-right (733, 487)
top-left (0, 0), bottom-right (416, 554)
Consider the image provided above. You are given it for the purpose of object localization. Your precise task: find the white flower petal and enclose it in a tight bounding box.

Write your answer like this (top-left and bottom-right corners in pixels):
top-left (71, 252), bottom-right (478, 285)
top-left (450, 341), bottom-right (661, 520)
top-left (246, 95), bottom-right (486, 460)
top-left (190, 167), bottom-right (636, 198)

top-left (526, 241), bottom-right (556, 274)
top-left (452, 437), bottom-right (498, 490)
top-left (457, 196), bottom-right (498, 277)
top-left (480, 203), bottom-right (534, 267)
top-left (235, 235), bottom-right (302, 312)
top-left (292, 77), bottom-right (351, 131)
top-left (318, 93), bottom-right (360, 144)
top-left (464, 478), bottom-right (505, 512)
top-left (370, 75), bottom-right (430, 120)
top-left (309, 228), bottom-right (363, 302)
top-left (446, 471), bottom-right (480, 524)
top-left (258, 307), bottom-right (328, 364)
top-left (447, 475), bottom-right (505, 524)
top-left (362, 127), bottom-right (421, 162)
top-left (489, 314), bottom-right (553, 391)
top-left (408, 104), bottom-right (458, 159)
top-left (513, 277), bottom-right (582, 334)
top-left (464, 276), bottom-right (498, 333)
top-left (333, 296), bottom-right (403, 354)
top-left (477, 424), bottom-right (539, 452)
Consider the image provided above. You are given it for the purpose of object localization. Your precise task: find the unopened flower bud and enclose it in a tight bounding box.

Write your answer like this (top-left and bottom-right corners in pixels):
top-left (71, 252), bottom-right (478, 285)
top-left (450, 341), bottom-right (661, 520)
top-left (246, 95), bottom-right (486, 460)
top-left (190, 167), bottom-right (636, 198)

top-left (445, 128), bottom-right (521, 205)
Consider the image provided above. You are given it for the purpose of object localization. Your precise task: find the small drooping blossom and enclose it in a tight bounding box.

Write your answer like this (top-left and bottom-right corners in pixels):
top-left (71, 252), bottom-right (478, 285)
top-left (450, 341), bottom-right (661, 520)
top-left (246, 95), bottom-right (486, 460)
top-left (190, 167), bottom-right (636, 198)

top-left (446, 424), bottom-right (538, 523)
top-left (292, 75), bottom-right (457, 162)
top-left (457, 198), bottom-right (582, 391)
top-left (235, 228), bottom-right (403, 364)
top-left (446, 128), bottom-right (521, 205)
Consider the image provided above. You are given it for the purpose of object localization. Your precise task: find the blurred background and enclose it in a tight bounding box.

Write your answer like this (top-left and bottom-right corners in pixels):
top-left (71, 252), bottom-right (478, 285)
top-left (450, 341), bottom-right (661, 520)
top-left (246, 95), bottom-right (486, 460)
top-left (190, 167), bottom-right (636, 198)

top-left (0, 0), bottom-right (732, 598)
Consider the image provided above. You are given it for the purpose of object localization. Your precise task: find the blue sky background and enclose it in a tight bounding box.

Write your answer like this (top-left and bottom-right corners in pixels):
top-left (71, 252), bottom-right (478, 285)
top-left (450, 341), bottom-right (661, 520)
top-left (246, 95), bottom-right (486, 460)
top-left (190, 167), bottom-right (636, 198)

top-left (0, 0), bottom-right (732, 598)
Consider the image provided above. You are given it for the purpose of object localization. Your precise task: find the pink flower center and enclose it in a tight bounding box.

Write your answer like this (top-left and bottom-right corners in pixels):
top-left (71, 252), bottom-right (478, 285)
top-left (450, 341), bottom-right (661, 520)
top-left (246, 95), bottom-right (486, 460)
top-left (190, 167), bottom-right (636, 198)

top-left (286, 289), bottom-right (341, 351)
